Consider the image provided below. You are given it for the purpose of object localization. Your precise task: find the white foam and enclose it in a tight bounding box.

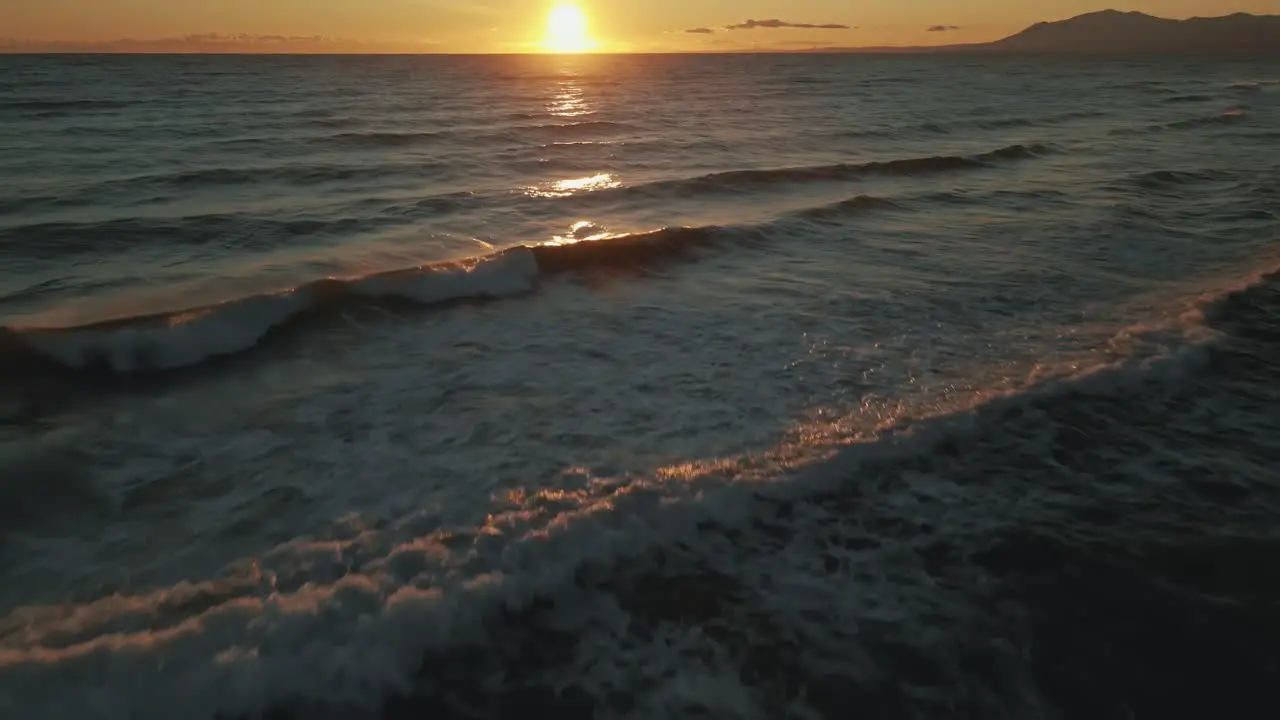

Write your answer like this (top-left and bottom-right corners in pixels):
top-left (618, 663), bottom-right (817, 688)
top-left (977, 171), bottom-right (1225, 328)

top-left (19, 250), bottom-right (541, 374)
top-left (24, 292), bottom-right (311, 373)
top-left (3, 260), bottom-right (1268, 719)
top-left (0, 479), bottom-right (721, 718)
top-left (0, 320), bottom-right (1230, 719)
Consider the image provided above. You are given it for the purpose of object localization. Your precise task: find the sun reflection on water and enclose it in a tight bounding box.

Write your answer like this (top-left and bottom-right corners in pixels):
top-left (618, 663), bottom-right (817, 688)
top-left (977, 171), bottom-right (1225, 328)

top-left (546, 220), bottom-right (615, 245)
top-left (548, 82), bottom-right (592, 118)
top-left (526, 172), bottom-right (620, 198)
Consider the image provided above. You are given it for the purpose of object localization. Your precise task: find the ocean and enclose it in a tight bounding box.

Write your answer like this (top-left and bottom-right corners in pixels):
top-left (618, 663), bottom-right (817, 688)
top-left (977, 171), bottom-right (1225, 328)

top-left (1, 53), bottom-right (1278, 719)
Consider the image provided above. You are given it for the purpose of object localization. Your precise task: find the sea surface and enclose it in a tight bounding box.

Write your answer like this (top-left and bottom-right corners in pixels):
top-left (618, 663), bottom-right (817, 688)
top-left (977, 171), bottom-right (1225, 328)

top-left (1, 53), bottom-right (1279, 719)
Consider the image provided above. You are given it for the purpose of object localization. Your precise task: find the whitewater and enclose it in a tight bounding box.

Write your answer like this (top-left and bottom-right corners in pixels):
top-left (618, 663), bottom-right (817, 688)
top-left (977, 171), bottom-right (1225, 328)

top-left (1, 53), bottom-right (1279, 719)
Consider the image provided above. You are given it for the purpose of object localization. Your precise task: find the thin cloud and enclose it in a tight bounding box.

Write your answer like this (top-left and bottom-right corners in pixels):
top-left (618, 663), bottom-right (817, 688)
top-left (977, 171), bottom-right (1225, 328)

top-left (928, 25), bottom-right (962, 32)
top-left (181, 33), bottom-right (326, 43)
top-left (685, 28), bottom-right (715, 34)
top-left (725, 19), bottom-right (852, 31)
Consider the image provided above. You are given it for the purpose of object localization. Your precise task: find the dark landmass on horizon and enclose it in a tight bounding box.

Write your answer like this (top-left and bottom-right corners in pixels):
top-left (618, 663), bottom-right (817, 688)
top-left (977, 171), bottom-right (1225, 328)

top-left (807, 11), bottom-right (1280, 55)
top-left (1, 10), bottom-right (1279, 54)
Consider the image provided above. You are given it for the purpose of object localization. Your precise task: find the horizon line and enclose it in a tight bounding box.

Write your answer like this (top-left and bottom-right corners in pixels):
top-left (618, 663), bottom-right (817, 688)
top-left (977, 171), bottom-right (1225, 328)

top-left (5, 48), bottom-right (1274, 57)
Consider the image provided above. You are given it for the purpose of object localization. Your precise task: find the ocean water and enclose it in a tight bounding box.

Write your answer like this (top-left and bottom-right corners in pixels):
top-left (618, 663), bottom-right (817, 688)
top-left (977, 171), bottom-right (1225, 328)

top-left (1, 53), bottom-right (1279, 719)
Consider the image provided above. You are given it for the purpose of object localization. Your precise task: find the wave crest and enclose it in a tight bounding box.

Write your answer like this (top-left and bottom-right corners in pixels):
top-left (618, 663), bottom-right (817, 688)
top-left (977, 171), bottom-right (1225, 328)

top-left (0, 226), bottom-right (750, 380)
top-left (1112, 109), bottom-right (1247, 136)
top-left (2, 251), bottom-right (539, 377)
top-left (313, 130), bottom-right (446, 149)
top-left (793, 195), bottom-right (904, 222)
top-left (614, 144), bottom-right (1053, 199)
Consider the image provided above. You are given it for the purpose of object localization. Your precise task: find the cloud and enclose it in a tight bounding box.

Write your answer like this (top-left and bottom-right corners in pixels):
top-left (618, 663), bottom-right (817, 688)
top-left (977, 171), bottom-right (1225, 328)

top-left (927, 25), bottom-right (961, 32)
top-left (181, 33), bottom-right (326, 43)
top-left (685, 28), bottom-right (715, 34)
top-left (725, 19), bottom-right (852, 31)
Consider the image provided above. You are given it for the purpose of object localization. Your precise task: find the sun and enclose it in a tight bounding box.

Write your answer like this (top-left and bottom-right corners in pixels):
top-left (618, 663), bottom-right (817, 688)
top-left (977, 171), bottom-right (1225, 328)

top-left (544, 3), bottom-right (594, 53)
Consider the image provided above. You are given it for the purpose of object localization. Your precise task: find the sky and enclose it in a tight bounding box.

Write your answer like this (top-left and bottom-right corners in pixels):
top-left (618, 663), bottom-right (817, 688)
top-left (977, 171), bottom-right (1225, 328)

top-left (2, 0), bottom-right (1277, 53)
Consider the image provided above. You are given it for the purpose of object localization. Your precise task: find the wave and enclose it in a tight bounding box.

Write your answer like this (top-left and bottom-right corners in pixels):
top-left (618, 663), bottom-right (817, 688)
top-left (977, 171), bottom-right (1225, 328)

top-left (0, 98), bottom-right (134, 115)
top-left (346, 190), bottom-right (478, 218)
top-left (922, 187), bottom-right (1072, 206)
top-left (158, 121), bottom-right (632, 155)
top-left (0, 226), bottom-right (749, 380)
top-left (1118, 169), bottom-right (1229, 191)
top-left (6, 142), bottom-right (1014, 261)
top-left (973, 110), bottom-right (1105, 130)
top-left (609, 143), bottom-right (1054, 199)
top-left (4, 267), bottom-right (1277, 718)
top-left (528, 225), bottom-right (733, 274)
top-left (0, 213), bottom-right (384, 260)
top-left (1235, 130), bottom-right (1280, 141)
top-left (154, 162), bottom-right (447, 188)
top-left (515, 120), bottom-right (636, 138)
top-left (0, 277), bottom-right (83, 307)
top-left (493, 73), bottom-right (619, 86)
top-left (0, 434), bottom-right (103, 531)
top-left (312, 130), bottom-right (447, 149)
top-left (1167, 107), bottom-right (1247, 130)
top-left (0, 194), bottom-right (86, 218)
top-left (49, 164), bottom-right (440, 194)
top-left (843, 123), bottom-right (947, 139)
top-left (0, 250), bottom-right (537, 377)
top-left (0, 141), bottom-right (1045, 381)
top-left (843, 111), bottom-right (1105, 139)
top-left (1163, 94), bottom-right (1216, 104)
top-left (1112, 109), bottom-right (1247, 136)
top-left (975, 116), bottom-right (1036, 129)
top-left (792, 194), bottom-right (904, 222)
top-left (0, 162), bottom-right (454, 213)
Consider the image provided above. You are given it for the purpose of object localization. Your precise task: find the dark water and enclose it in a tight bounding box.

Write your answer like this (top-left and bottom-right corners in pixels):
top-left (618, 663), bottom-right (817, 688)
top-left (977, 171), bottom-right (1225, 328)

top-left (0, 54), bottom-right (1278, 719)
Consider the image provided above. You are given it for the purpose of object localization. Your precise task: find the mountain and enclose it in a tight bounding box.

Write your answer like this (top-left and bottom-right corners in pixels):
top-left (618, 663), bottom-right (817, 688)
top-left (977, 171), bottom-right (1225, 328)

top-left (810, 11), bottom-right (1280, 55)
top-left (988, 10), bottom-right (1280, 53)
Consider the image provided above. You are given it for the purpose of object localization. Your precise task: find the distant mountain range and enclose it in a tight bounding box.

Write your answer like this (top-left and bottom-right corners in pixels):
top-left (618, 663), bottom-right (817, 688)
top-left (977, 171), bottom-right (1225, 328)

top-left (814, 11), bottom-right (1280, 54)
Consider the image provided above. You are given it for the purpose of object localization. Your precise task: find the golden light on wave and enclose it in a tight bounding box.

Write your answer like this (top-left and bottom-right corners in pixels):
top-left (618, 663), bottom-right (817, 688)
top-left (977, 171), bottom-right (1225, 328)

top-left (543, 3), bottom-right (595, 53)
top-left (547, 219), bottom-right (615, 245)
top-left (526, 172), bottom-right (619, 198)
top-left (552, 173), bottom-right (616, 193)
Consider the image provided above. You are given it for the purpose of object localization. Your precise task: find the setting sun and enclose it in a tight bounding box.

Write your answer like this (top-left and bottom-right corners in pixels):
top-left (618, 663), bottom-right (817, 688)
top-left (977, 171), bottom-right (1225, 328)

top-left (544, 3), bottom-right (594, 53)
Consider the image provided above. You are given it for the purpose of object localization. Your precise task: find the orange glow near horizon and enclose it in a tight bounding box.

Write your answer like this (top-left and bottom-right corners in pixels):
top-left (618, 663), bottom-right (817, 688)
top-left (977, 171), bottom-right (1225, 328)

top-left (1, 1), bottom-right (1277, 53)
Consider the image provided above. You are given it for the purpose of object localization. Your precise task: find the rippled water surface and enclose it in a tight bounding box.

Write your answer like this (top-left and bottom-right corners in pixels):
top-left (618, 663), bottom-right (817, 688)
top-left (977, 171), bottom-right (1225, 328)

top-left (1, 54), bottom-right (1279, 719)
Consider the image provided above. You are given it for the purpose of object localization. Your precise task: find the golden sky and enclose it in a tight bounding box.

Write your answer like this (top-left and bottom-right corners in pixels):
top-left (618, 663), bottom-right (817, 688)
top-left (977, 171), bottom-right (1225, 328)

top-left (2, 0), bottom-right (1277, 52)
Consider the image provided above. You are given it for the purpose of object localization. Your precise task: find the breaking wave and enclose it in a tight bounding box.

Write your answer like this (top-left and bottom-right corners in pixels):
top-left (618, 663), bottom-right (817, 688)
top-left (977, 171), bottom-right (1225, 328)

top-left (2, 266), bottom-right (1277, 719)
top-left (0, 139), bottom-right (1054, 381)
top-left (0, 226), bottom-right (752, 378)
